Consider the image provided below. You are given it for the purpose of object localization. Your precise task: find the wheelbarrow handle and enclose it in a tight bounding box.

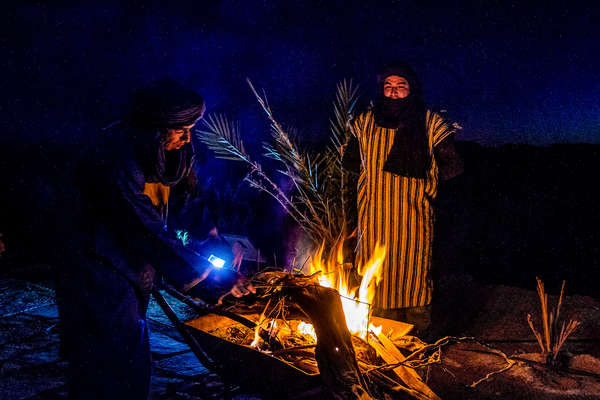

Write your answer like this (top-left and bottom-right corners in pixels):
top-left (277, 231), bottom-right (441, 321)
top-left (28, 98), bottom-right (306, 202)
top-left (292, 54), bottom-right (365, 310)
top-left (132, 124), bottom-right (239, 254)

top-left (151, 287), bottom-right (218, 371)
top-left (159, 283), bottom-right (258, 330)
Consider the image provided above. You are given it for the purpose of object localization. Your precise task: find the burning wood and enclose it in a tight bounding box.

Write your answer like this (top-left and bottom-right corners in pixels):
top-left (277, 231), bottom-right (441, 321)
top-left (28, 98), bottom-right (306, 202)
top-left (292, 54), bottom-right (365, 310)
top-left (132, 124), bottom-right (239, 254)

top-left (182, 237), bottom-right (442, 398)
top-left (307, 243), bottom-right (387, 340)
top-left (368, 330), bottom-right (440, 400)
top-left (184, 266), bottom-right (441, 399)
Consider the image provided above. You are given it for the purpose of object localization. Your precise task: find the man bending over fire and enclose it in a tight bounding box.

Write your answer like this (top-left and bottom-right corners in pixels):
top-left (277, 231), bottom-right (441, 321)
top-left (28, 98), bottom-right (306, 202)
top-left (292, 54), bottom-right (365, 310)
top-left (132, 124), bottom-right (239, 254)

top-left (56, 79), bottom-right (254, 399)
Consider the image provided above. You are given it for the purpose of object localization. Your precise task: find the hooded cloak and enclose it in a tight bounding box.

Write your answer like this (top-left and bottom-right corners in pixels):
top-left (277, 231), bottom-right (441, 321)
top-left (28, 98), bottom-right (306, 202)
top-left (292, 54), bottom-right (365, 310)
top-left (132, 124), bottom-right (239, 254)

top-left (128, 78), bottom-right (206, 129)
top-left (126, 78), bottom-right (206, 187)
top-left (373, 61), bottom-right (430, 178)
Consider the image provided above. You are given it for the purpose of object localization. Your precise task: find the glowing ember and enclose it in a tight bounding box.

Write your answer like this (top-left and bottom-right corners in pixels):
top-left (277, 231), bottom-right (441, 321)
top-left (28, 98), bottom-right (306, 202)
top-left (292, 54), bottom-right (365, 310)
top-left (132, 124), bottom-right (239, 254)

top-left (297, 321), bottom-right (316, 338)
top-left (250, 324), bottom-right (262, 348)
top-left (250, 298), bottom-right (271, 348)
top-left (368, 323), bottom-right (382, 336)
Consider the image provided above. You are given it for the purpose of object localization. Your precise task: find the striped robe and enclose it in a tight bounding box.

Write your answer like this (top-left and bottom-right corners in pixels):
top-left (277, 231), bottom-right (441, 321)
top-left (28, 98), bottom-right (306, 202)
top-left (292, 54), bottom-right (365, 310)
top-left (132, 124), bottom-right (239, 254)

top-left (354, 110), bottom-right (455, 309)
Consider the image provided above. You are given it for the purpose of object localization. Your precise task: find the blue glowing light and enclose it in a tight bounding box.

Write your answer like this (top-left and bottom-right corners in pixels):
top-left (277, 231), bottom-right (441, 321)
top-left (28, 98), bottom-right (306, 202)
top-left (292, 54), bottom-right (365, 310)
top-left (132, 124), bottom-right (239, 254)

top-left (208, 254), bottom-right (225, 268)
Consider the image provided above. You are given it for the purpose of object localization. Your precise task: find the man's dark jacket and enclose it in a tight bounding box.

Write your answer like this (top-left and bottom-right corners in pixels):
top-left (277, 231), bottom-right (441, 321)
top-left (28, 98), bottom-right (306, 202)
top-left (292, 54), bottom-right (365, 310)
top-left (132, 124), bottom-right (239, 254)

top-left (55, 125), bottom-right (211, 399)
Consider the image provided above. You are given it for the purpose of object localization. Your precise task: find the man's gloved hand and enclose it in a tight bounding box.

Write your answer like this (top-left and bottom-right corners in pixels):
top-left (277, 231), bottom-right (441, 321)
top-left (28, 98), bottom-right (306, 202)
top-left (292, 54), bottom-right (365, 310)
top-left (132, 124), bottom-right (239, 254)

top-left (190, 235), bottom-right (235, 267)
top-left (189, 230), bottom-right (245, 272)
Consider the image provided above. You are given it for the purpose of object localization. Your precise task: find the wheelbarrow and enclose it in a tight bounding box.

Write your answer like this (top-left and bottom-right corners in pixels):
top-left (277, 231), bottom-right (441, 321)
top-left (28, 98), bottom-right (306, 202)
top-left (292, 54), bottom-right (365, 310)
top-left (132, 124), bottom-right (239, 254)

top-left (151, 284), bottom-right (326, 399)
top-left (152, 281), bottom-right (414, 399)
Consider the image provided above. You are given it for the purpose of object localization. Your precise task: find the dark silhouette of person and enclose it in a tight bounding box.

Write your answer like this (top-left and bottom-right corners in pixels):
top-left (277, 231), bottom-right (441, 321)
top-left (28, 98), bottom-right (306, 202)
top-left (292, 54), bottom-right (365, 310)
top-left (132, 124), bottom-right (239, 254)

top-left (55, 78), bottom-right (253, 399)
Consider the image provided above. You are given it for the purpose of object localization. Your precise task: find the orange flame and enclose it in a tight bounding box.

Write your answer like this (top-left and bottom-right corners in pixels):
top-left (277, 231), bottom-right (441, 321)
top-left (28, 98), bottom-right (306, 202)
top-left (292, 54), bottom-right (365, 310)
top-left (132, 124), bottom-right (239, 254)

top-left (250, 298), bottom-right (271, 348)
top-left (250, 239), bottom-right (386, 348)
top-left (307, 239), bottom-right (386, 339)
top-left (297, 321), bottom-right (316, 338)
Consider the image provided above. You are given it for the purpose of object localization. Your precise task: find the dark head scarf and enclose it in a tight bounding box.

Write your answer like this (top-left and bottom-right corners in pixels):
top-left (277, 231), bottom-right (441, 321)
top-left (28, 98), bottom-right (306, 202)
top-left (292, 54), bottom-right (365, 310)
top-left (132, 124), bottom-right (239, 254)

top-left (126, 78), bottom-right (206, 186)
top-left (128, 78), bottom-right (206, 129)
top-left (373, 61), bottom-right (430, 178)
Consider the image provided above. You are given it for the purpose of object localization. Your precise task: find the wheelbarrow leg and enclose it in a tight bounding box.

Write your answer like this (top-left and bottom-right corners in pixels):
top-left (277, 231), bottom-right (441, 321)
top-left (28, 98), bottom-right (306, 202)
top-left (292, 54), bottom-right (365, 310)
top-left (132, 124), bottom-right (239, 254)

top-left (223, 379), bottom-right (233, 400)
top-left (151, 288), bottom-right (217, 372)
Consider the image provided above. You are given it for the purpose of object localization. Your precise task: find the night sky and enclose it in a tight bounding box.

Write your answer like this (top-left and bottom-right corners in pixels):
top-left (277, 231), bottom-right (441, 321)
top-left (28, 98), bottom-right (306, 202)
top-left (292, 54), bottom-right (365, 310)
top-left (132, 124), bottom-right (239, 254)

top-left (3, 1), bottom-right (599, 147)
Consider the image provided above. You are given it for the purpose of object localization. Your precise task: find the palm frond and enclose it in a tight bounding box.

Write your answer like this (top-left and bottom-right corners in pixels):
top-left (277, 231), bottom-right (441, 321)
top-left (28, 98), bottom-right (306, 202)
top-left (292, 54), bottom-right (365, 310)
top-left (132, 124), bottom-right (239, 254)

top-left (195, 114), bottom-right (250, 163)
top-left (330, 79), bottom-right (360, 152)
top-left (247, 78), bottom-right (306, 173)
top-left (197, 79), bottom-right (362, 261)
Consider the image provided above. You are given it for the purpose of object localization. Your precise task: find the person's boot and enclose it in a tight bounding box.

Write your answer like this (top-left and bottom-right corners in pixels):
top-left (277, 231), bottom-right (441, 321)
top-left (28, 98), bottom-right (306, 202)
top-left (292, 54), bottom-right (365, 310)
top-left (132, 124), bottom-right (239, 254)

top-left (373, 305), bottom-right (432, 340)
top-left (405, 305), bottom-right (432, 340)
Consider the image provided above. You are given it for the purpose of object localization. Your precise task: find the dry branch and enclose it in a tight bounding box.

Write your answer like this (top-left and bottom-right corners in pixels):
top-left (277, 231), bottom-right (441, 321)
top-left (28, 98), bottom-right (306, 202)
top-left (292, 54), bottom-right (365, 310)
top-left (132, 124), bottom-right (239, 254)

top-left (286, 283), bottom-right (373, 399)
top-left (369, 331), bottom-right (440, 400)
top-left (527, 277), bottom-right (580, 363)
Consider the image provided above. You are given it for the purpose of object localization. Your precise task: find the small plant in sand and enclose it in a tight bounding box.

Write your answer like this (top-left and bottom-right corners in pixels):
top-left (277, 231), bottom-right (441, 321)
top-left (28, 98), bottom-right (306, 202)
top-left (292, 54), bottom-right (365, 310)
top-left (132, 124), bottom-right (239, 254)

top-left (527, 277), bottom-right (580, 365)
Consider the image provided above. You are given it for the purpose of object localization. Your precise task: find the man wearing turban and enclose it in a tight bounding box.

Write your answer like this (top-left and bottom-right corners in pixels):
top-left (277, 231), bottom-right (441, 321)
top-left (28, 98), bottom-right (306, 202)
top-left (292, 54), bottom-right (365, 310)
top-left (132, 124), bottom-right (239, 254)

top-left (56, 79), bottom-right (252, 399)
top-left (343, 61), bottom-right (463, 336)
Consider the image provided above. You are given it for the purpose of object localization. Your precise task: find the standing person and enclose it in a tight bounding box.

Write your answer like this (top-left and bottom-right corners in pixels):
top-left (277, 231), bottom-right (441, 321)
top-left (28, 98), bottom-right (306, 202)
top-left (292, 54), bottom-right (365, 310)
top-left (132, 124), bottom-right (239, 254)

top-left (55, 78), bottom-right (252, 400)
top-left (343, 61), bottom-right (463, 335)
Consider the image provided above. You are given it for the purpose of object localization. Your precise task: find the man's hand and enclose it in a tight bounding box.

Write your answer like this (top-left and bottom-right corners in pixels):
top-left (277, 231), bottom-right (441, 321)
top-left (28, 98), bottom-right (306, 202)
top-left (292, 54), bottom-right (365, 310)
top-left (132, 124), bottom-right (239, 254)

top-left (230, 275), bottom-right (256, 298)
top-left (208, 227), bottom-right (219, 238)
top-left (205, 228), bottom-right (242, 271)
top-left (186, 267), bottom-right (256, 304)
top-left (231, 241), bottom-right (243, 272)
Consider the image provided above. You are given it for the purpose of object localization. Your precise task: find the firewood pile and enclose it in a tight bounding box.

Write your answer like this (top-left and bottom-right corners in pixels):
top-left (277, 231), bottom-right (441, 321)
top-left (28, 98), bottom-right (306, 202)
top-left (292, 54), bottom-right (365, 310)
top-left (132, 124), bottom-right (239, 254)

top-left (187, 271), bottom-right (442, 400)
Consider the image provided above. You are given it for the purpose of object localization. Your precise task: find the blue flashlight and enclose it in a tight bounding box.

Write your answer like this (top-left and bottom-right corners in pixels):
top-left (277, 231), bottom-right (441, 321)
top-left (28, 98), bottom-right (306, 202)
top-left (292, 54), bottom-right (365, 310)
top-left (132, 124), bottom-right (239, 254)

top-left (207, 254), bottom-right (226, 269)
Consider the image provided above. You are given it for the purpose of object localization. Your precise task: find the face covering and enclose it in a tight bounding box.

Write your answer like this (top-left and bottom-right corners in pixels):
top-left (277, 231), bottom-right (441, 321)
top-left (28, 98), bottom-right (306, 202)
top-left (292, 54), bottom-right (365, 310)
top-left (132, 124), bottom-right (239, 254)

top-left (372, 61), bottom-right (431, 178)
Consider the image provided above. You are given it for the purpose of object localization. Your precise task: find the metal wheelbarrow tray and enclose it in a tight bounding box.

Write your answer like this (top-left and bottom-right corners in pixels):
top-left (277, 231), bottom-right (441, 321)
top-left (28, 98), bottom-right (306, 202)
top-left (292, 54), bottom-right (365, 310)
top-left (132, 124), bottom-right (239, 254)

top-left (185, 312), bottom-right (325, 399)
top-left (153, 285), bottom-right (413, 399)
top-left (152, 286), bottom-right (325, 399)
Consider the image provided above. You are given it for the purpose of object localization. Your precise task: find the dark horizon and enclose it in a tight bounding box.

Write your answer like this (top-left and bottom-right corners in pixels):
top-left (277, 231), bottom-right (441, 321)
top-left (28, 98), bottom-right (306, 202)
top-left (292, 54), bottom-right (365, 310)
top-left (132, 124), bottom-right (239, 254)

top-left (3, 1), bottom-right (599, 148)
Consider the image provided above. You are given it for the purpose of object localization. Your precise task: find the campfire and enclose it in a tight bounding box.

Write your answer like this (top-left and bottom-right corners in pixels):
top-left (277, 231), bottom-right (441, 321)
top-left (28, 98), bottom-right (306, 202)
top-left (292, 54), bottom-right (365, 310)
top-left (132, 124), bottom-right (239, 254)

top-left (305, 241), bottom-right (386, 340)
top-left (185, 239), bottom-right (441, 400)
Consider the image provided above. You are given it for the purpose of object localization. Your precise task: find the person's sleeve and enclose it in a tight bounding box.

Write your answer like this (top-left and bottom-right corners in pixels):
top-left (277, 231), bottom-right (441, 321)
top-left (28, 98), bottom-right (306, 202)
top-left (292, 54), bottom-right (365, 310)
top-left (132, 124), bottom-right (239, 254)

top-left (341, 135), bottom-right (362, 174)
top-left (168, 168), bottom-right (217, 238)
top-left (429, 112), bottom-right (464, 181)
top-left (341, 115), bottom-right (365, 174)
top-left (340, 116), bottom-right (364, 257)
top-left (113, 161), bottom-right (211, 290)
top-left (435, 135), bottom-right (464, 181)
